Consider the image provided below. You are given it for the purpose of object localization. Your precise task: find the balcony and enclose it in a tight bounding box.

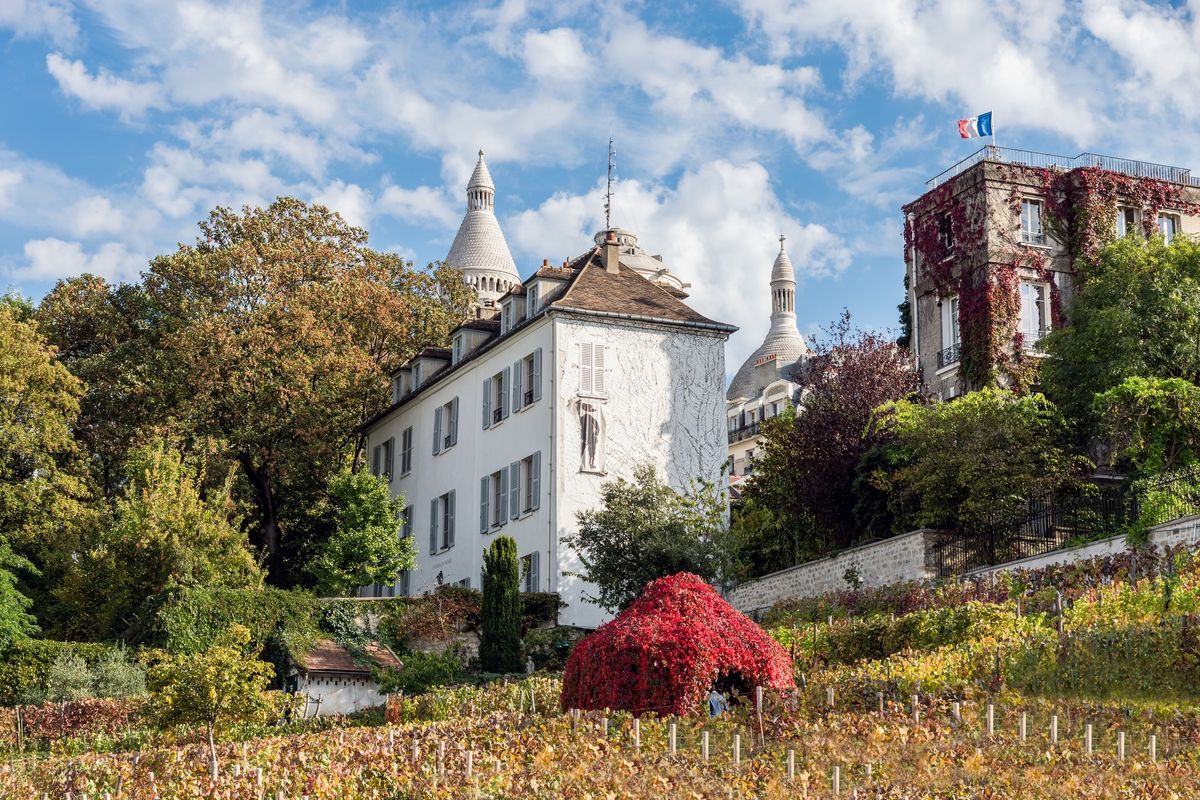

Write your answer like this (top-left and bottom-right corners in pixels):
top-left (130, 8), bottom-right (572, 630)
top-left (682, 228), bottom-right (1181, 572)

top-left (1021, 230), bottom-right (1046, 246)
top-left (728, 422), bottom-right (760, 444)
top-left (443, 435), bottom-right (453, 450)
top-left (524, 389), bottom-right (534, 405)
top-left (927, 146), bottom-right (1194, 190)
top-left (493, 407), bottom-right (503, 424)
top-left (936, 342), bottom-right (961, 369)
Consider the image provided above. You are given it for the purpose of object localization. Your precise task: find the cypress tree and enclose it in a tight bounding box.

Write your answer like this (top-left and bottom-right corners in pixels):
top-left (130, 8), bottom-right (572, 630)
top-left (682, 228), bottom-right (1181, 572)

top-left (480, 535), bottom-right (522, 673)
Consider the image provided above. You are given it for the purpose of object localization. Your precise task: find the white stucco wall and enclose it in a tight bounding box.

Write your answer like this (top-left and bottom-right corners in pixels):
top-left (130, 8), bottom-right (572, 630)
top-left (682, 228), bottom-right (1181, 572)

top-left (299, 673), bottom-right (388, 717)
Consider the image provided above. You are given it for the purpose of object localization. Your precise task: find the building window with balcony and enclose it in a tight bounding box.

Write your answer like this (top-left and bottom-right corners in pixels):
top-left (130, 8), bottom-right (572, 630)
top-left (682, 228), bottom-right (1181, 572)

top-left (480, 469), bottom-right (509, 532)
top-left (515, 452), bottom-right (540, 514)
top-left (938, 296), bottom-right (960, 369)
top-left (512, 348), bottom-right (543, 412)
top-left (399, 426), bottom-right (413, 475)
top-left (432, 397), bottom-right (459, 455)
top-left (1020, 199), bottom-right (1045, 245)
top-left (1116, 207), bottom-right (1137, 237)
top-left (1159, 213), bottom-right (1180, 244)
top-left (482, 367), bottom-right (510, 429)
top-left (428, 491), bottom-right (456, 554)
top-left (1019, 281), bottom-right (1050, 348)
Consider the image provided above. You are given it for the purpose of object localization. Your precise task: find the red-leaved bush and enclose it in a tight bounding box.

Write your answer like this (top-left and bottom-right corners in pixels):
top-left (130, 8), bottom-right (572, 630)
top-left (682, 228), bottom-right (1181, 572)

top-left (561, 573), bottom-right (794, 716)
top-left (0, 697), bottom-right (143, 746)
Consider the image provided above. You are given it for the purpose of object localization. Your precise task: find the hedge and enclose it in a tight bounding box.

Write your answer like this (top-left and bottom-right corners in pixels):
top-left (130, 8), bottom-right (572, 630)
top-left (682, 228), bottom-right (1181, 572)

top-left (0, 640), bottom-right (115, 706)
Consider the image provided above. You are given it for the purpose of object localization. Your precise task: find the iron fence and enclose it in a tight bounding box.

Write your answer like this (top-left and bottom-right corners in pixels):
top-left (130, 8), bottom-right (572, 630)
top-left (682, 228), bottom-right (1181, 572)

top-left (926, 146), bottom-right (1193, 190)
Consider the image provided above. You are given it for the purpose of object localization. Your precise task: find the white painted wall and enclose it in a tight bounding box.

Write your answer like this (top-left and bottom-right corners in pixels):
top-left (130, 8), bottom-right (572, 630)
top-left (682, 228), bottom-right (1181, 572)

top-left (298, 673), bottom-right (388, 717)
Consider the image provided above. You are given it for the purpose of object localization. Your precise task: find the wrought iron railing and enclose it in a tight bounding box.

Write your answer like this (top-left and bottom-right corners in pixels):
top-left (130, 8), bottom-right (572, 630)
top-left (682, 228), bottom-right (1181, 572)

top-left (926, 146), bottom-right (1194, 190)
top-left (728, 422), bottom-right (760, 444)
top-left (936, 343), bottom-right (960, 369)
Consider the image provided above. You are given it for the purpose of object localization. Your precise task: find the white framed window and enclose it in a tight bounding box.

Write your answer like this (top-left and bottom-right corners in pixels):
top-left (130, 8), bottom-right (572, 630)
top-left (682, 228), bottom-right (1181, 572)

top-left (432, 397), bottom-right (459, 455)
top-left (400, 426), bottom-right (413, 475)
top-left (937, 211), bottom-right (953, 254)
top-left (1159, 213), bottom-right (1180, 244)
top-left (521, 552), bottom-right (540, 593)
top-left (429, 491), bottom-right (455, 554)
top-left (528, 284), bottom-right (540, 315)
top-left (400, 505), bottom-right (413, 539)
top-left (512, 348), bottom-right (543, 412)
top-left (509, 452), bottom-right (541, 515)
top-left (411, 362), bottom-right (423, 389)
top-left (480, 469), bottom-right (508, 531)
top-left (482, 367), bottom-right (510, 429)
top-left (579, 342), bottom-right (606, 396)
top-left (1020, 199), bottom-right (1045, 245)
top-left (1019, 281), bottom-right (1050, 347)
top-left (1116, 207), bottom-right (1137, 238)
top-left (452, 334), bottom-right (464, 365)
top-left (939, 296), bottom-right (960, 369)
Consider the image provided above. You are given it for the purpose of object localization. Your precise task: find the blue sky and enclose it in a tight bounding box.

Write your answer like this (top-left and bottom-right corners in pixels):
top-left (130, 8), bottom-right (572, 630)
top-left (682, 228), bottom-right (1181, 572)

top-left (2, 0), bottom-right (1197, 374)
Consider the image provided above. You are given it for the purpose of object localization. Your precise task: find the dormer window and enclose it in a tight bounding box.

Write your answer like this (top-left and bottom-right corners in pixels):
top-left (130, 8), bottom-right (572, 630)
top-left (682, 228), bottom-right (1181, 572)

top-left (528, 284), bottom-right (540, 315)
top-left (412, 362), bottom-right (423, 389)
top-left (452, 334), bottom-right (464, 365)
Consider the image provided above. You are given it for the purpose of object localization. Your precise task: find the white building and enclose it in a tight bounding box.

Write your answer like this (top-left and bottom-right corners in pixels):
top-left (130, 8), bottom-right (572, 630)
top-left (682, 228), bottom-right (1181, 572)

top-left (290, 639), bottom-right (401, 717)
top-left (725, 237), bottom-right (809, 479)
top-left (360, 153), bottom-right (736, 629)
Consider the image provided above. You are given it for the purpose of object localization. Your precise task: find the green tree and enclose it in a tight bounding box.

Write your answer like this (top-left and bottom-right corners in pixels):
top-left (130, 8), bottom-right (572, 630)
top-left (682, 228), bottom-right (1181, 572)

top-left (565, 465), bottom-right (732, 612)
top-left (480, 536), bottom-right (521, 674)
top-left (146, 624), bottom-right (274, 781)
top-left (1043, 235), bottom-right (1200, 428)
top-left (307, 469), bottom-right (415, 595)
top-left (874, 388), bottom-right (1090, 531)
top-left (1094, 376), bottom-right (1200, 475)
top-left (58, 439), bottom-right (263, 640)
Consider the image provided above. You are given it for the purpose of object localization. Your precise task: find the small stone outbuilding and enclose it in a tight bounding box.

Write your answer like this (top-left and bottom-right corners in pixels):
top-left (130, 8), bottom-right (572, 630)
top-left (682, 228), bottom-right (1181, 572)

top-left (290, 639), bottom-right (401, 717)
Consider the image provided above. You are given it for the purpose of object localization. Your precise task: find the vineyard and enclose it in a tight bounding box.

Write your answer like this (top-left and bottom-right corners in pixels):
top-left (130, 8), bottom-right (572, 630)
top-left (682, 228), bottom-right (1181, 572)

top-left (6, 545), bottom-right (1200, 798)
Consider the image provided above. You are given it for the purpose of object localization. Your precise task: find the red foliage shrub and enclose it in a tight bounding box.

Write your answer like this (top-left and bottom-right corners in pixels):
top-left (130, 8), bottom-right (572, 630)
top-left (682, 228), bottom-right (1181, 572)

top-left (561, 573), bottom-right (794, 716)
top-left (0, 697), bottom-right (143, 746)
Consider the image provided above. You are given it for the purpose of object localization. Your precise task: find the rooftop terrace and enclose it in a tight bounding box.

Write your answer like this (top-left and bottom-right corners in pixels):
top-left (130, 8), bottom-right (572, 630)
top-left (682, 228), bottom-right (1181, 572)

top-left (926, 146), bottom-right (1194, 190)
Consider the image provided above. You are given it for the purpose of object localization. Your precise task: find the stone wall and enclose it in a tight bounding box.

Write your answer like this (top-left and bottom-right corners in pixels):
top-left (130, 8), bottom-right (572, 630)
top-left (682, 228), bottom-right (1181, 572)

top-left (727, 529), bottom-right (939, 615)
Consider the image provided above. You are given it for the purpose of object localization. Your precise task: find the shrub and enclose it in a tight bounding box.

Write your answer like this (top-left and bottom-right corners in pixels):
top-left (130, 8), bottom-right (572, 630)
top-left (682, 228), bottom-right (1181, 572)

top-left (0, 640), bottom-right (113, 705)
top-left (44, 651), bottom-right (94, 702)
top-left (90, 646), bottom-right (146, 699)
top-left (523, 626), bottom-right (585, 671)
top-left (480, 536), bottom-right (522, 674)
top-left (381, 648), bottom-right (468, 695)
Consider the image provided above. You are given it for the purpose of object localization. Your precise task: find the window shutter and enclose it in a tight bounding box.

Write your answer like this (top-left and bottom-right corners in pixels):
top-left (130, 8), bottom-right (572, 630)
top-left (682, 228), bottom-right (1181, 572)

top-left (531, 451), bottom-right (541, 510)
top-left (531, 551), bottom-right (540, 593)
top-left (449, 397), bottom-right (459, 446)
top-left (482, 377), bottom-right (492, 429)
top-left (501, 366), bottom-right (511, 419)
top-left (480, 476), bottom-right (490, 534)
top-left (371, 444), bottom-right (381, 476)
top-left (384, 437), bottom-right (395, 479)
top-left (499, 468), bottom-right (508, 522)
top-left (429, 498), bottom-right (439, 555)
top-left (433, 406), bottom-right (443, 455)
top-left (510, 461), bottom-right (520, 519)
top-left (512, 360), bottom-right (523, 411)
top-left (532, 348), bottom-right (542, 402)
top-left (403, 427), bottom-right (413, 473)
top-left (447, 490), bottom-right (456, 548)
top-left (579, 343), bottom-right (593, 394)
top-left (594, 345), bottom-right (605, 394)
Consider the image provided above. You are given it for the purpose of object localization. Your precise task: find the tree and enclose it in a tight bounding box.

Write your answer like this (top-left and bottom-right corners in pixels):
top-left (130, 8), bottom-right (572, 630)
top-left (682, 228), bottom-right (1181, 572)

top-left (744, 312), bottom-right (924, 556)
top-left (565, 465), bottom-right (732, 612)
top-left (307, 469), bottom-right (415, 595)
top-left (873, 388), bottom-right (1091, 531)
top-left (1042, 235), bottom-right (1200, 428)
top-left (146, 624), bottom-right (274, 781)
top-left (1094, 377), bottom-right (1200, 475)
top-left (480, 535), bottom-right (522, 673)
top-left (57, 439), bottom-right (263, 640)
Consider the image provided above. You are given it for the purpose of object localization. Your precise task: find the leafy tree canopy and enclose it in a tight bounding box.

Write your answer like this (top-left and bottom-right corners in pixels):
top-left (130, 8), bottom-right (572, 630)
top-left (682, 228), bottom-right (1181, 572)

top-left (1095, 376), bottom-right (1200, 476)
top-left (566, 464), bottom-right (733, 612)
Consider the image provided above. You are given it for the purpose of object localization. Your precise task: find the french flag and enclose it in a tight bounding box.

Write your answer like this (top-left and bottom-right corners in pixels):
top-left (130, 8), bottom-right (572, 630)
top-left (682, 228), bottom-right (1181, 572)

top-left (958, 112), bottom-right (993, 139)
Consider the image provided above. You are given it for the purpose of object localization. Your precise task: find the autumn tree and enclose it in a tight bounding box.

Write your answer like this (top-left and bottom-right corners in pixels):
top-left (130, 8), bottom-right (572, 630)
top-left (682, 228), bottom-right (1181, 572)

top-left (744, 312), bottom-right (923, 557)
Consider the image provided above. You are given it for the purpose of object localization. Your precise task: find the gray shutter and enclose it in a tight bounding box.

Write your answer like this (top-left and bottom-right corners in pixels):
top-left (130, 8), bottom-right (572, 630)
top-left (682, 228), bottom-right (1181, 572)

top-left (512, 360), bottom-right (523, 411)
top-left (384, 437), bottom-right (395, 479)
top-left (429, 498), bottom-right (439, 554)
top-left (532, 348), bottom-right (542, 402)
top-left (433, 406), bottom-right (443, 455)
top-left (371, 444), bottom-right (381, 476)
top-left (501, 366), bottom-right (511, 419)
top-left (447, 490), bottom-right (456, 548)
top-left (531, 451), bottom-right (541, 510)
top-left (480, 476), bottom-right (490, 534)
top-left (594, 345), bottom-right (605, 394)
top-left (510, 461), bottom-right (520, 519)
top-left (449, 397), bottom-right (459, 446)
top-left (499, 468), bottom-right (508, 524)
top-left (532, 551), bottom-right (540, 592)
top-left (482, 377), bottom-right (492, 429)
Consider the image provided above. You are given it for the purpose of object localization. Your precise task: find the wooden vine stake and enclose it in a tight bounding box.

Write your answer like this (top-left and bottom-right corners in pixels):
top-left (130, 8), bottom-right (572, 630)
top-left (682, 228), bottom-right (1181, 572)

top-left (1150, 734), bottom-right (1157, 763)
top-left (787, 749), bottom-right (795, 781)
top-left (733, 734), bottom-right (741, 766)
top-left (1118, 731), bottom-right (1126, 761)
top-left (632, 717), bottom-right (640, 750)
top-left (827, 687), bottom-right (835, 709)
top-left (877, 692), bottom-right (884, 715)
top-left (465, 750), bottom-right (473, 780)
top-left (986, 704), bottom-right (994, 737)
top-left (669, 721), bottom-right (677, 754)
top-left (832, 765), bottom-right (841, 795)
top-left (1050, 715), bottom-right (1058, 747)
top-left (1019, 712), bottom-right (1027, 743)
top-left (1085, 724), bottom-right (1093, 755)
top-left (702, 731), bottom-right (710, 762)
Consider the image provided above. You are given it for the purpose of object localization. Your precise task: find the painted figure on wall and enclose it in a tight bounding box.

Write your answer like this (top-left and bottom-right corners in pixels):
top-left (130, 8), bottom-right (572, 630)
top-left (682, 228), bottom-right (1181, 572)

top-left (577, 399), bottom-right (605, 473)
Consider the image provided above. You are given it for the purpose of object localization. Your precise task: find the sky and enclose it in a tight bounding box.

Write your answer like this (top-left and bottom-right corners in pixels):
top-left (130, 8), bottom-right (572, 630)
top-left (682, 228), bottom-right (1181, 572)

top-left (2, 0), bottom-right (1199, 378)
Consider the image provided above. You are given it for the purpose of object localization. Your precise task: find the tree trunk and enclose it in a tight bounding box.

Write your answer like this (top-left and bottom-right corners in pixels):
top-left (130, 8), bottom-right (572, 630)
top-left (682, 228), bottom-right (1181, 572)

top-left (207, 721), bottom-right (218, 782)
top-left (240, 455), bottom-right (281, 579)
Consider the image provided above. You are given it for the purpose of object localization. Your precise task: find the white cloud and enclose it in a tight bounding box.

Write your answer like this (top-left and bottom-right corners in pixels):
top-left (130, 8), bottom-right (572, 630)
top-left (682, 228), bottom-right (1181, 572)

top-left (522, 27), bottom-right (593, 84)
top-left (312, 180), bottom-right (373, 228)
top-left (0, 0), bottom-right (76, 47)
top-left (69, 196), bottom-right (127, 236)
top-left (377, 185), bottom-right (460, 229)
top-left (508, 159), bottom-right (851, 373)
top-left (46, 53), bottom-right (162, 117)
top-left (13, 238), bottom-right (142, 282)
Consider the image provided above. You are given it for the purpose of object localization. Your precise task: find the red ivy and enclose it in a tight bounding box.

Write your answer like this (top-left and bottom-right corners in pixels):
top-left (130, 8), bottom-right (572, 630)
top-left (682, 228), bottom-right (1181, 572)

top-left (560, 573), bottom-right (795, 716)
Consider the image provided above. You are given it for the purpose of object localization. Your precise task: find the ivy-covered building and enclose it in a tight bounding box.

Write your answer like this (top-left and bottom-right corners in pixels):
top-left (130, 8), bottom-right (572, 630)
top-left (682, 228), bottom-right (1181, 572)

top-left (903, 147), bottom-right (1200, 399)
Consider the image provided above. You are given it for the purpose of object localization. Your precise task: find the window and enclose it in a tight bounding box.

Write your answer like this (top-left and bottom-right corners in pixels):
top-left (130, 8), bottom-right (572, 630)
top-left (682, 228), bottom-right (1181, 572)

top-left (400, 505), bottom-right (413, 540)
top-left (392, 377), bottom-right (404, 404)
top-left (412, 362), bottom-right (423, 389)
top-left (1019, 281), bottom-right (1050, 347)
top-left (728, 416), bottom-right (739, 432)
top-left (500, 302), bottom-right (512, 334)
top-left (457, 578), bottom-right (471, 589)
top-left (452, 334), bottom-right (464, 365)
top-left (371, 438), bottom-right (395, 480)
top-left (1020, 199), bottom-right (1044, 245)
top-left (399, 426), bottom-right (413, 475)
top-left (521, 552), bottom-right (541, 593)
top-left (515, 452), bottom-right (541, 514)
top-left (428, 491), bottom-right (456, 554)
top-left (398, 570), bottom-right (410, 597)
top-left (480, 468), bottom-right (508, 532)
top-left (1159, 213), bottom-right (1180, 244)
top-left (371, 443), bottom-right (381, 476)
top-left (528, 284), bottom-right (540, 315)
top-left (482, 367), bottom-right (510, 429)
top-left (938, 296), bottom-right (960, 368)
top-left (1116, 207), bottom-right (1137, 237)
top-left (432, 397), bottom-right (459, 455)
top-left (512, 348), bottom-right (543, 412)
top-left (579, 342), bottom-right (606, 395)
top-left (937, 212), bottom-right (953, 253)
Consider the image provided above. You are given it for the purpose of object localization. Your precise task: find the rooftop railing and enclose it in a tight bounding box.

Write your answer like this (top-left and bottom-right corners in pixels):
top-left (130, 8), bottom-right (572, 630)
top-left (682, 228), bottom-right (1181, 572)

top-left (926, 146), bottom-right (1194, 190)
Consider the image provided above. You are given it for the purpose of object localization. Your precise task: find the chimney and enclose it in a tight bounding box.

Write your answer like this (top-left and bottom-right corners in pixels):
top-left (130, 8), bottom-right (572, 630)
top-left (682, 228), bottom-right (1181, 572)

top-left (542, 258), bottom-right (550, 267)
top-left (602, 230), bottom-right (619, 274)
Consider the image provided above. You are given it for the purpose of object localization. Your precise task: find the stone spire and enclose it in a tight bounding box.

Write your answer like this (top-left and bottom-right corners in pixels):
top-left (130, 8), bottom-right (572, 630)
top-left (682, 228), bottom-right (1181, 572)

top-left (768, 234), bottom-right (797, 336)
top-left (445, 150), bottom-right (519, 306)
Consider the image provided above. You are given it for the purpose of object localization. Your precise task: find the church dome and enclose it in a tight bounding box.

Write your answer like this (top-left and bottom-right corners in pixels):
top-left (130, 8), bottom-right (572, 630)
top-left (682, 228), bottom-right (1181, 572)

top-left (726, 237), bottom-right (809, 401)
top-left (445, 150), bottom-right (519, 304)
